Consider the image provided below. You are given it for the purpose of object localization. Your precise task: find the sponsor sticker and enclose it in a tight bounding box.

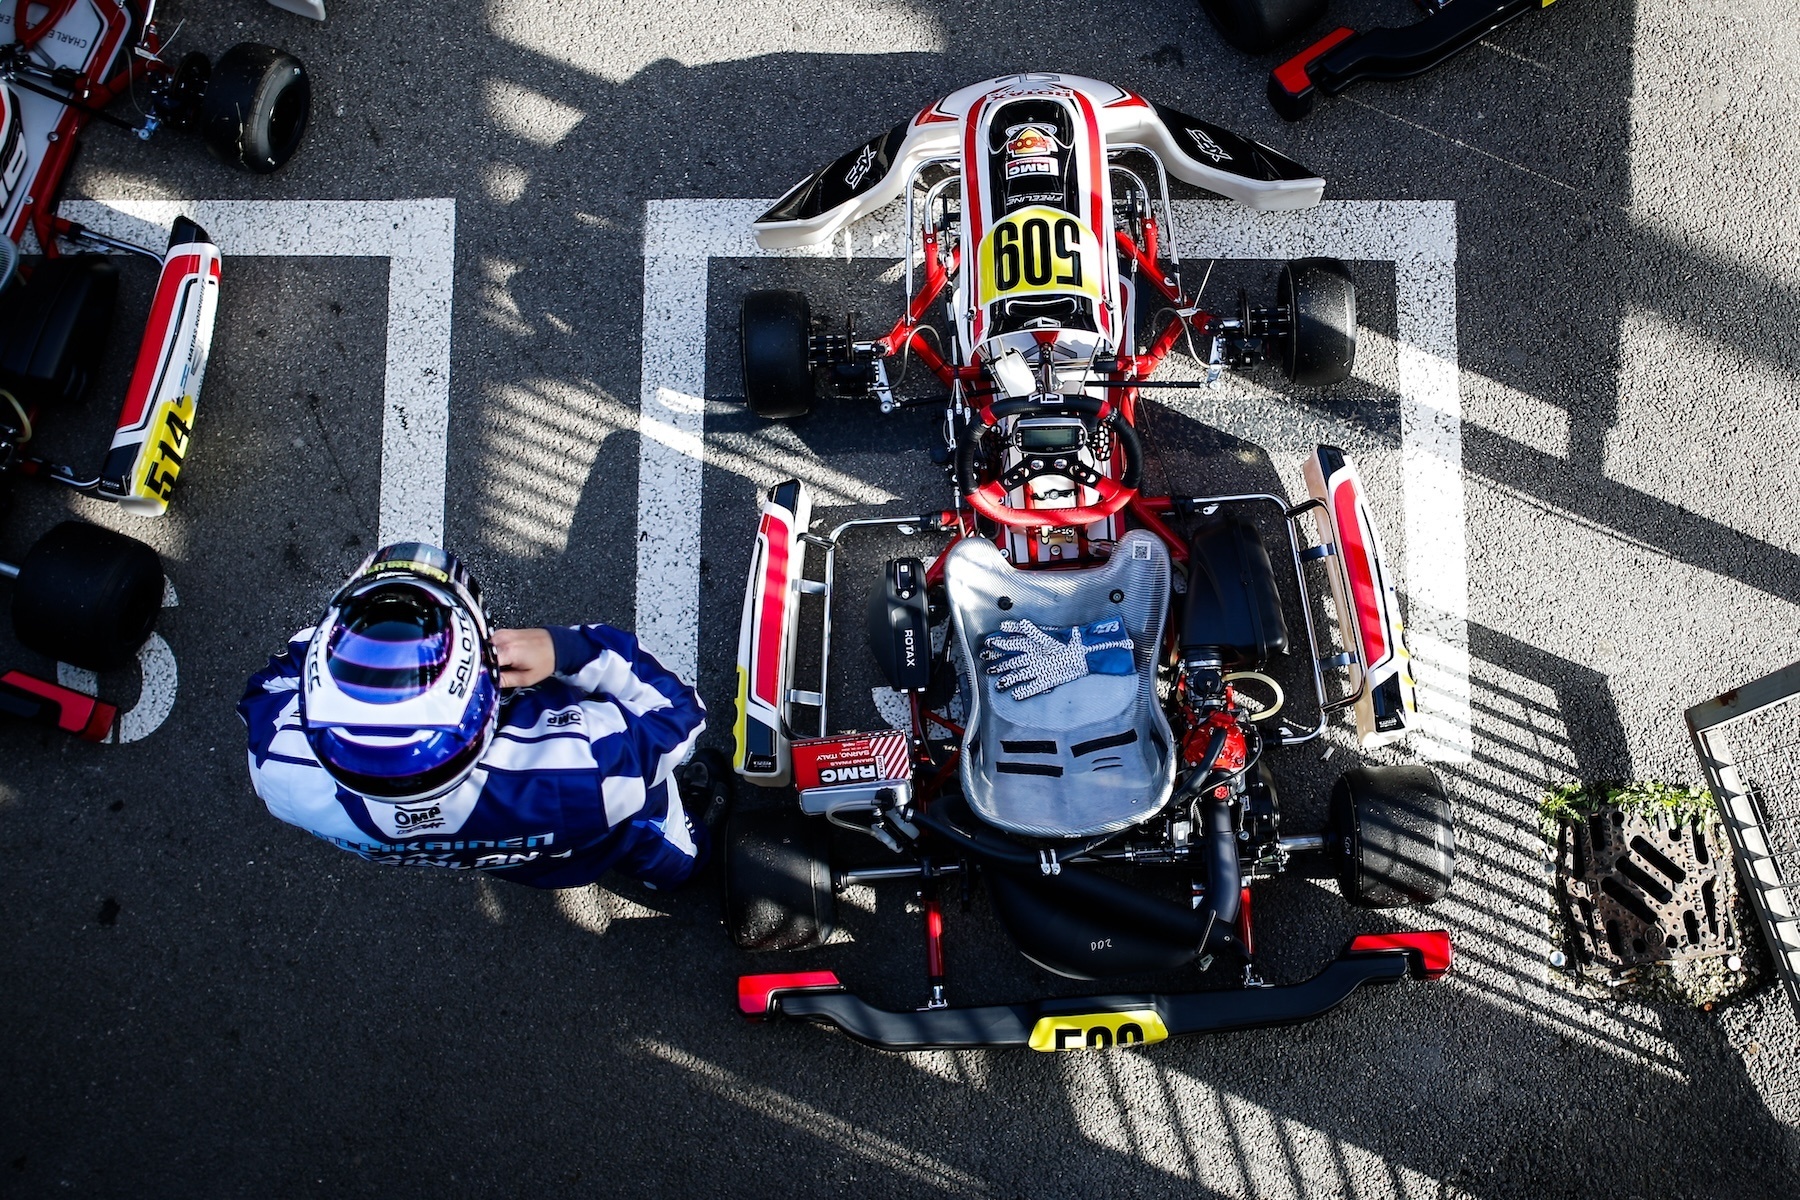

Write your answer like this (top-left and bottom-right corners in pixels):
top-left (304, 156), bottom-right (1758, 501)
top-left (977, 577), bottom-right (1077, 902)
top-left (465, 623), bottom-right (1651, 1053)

top-left (791, 730), bottom-right (910, 790)
top-left (1186, 127), bottom-right (1232, 164)
top-left (1005, 124), bottom-right (1058, 158)
top-left (1005, 157), bottom-right (1056, 180)
top-left (844, 143), bottom-right (879, 188)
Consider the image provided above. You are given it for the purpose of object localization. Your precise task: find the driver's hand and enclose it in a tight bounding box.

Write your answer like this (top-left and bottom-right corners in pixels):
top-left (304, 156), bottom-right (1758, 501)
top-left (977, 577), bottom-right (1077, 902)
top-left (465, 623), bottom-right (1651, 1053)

top-left (493, 628), bottom-right (556, 689)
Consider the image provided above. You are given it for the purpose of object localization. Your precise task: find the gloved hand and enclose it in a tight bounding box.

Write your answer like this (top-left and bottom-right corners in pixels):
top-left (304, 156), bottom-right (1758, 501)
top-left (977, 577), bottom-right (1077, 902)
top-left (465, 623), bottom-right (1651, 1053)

top-left (981, 617), bottom-right (1136, 700)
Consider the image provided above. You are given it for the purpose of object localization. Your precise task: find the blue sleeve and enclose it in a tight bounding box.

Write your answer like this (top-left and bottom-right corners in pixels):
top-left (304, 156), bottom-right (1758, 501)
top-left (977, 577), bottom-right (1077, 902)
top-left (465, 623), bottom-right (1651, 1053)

top-left (544, 624), bottom-right (707, 769)
top-left (238, 631), bottom-right (312, 765)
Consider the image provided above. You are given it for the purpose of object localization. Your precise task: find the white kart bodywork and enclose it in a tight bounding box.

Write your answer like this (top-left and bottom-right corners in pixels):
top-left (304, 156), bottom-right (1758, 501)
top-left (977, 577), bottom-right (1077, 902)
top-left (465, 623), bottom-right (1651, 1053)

top-left (752, 73), bottom-right (1324, 253)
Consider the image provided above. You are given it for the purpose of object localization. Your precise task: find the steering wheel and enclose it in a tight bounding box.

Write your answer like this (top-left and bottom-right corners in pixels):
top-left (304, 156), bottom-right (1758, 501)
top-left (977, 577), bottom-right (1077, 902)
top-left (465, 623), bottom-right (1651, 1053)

top-left (957, 413), bottom-right (1144, 530)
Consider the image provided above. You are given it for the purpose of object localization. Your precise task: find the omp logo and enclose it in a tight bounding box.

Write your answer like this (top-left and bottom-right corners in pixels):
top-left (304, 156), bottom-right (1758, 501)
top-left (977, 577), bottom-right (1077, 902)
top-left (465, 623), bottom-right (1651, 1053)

top-left (545, 709), bottom-right (581, 728)
top-left (819, 764), bottom-right (880, 784)
top-left (844, 143), bottom-right (878, 188)
top-left (393, 804), bottom-right (444, 830)
top-left (1186, 128), bottom-right (1232, 164)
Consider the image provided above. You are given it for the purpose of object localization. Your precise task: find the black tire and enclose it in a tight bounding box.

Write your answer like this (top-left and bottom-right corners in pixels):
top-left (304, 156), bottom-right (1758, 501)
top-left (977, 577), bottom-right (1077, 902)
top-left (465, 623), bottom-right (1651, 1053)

top-left (1277, 257), bottom-right (1356, 387)
top-left (724, 807), bottom-right (835, 951)
top-left (200, 43), bottom-right (309, 174)
top-left (10, 521), bottom-right (164, 671)
top-left (1329, 765), bottom-right (1456, 908)
top-left (1200, 0), bottom-right (1327, 54)
top-left (740, 290), bottom-right (814, 419)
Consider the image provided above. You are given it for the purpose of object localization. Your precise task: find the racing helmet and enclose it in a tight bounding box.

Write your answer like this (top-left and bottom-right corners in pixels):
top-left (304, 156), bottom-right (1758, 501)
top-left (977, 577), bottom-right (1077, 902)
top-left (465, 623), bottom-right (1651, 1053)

top-left (301, 543), bottom-right (501, 804)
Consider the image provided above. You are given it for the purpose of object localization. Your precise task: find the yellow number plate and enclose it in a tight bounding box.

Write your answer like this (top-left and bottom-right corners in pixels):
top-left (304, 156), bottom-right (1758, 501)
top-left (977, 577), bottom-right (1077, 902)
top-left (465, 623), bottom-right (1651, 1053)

top-left (126, 395), bottom-right (195, 515)
top-left (1028, 1009), bottom-right (1169, 1052)
top-left (978, 205), bottom-right (1102, 307)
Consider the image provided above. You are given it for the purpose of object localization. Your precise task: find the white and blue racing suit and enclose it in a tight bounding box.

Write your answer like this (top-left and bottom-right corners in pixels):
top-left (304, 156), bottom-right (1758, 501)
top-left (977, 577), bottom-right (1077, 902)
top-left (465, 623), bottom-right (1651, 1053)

top-left (240, 624), bottom-right (709, 890)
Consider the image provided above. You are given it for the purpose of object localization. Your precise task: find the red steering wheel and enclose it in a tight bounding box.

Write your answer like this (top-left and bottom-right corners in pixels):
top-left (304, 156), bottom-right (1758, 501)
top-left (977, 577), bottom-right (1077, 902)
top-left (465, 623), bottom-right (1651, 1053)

top-left (957, 413), bottom-right (1144, 531)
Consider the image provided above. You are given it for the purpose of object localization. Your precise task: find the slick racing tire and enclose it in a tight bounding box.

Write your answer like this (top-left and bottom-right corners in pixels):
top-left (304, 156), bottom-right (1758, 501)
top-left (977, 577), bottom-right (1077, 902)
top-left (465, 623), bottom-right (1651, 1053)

top-left (10, 521), bottom-right (165, 672)
top-left (200, 44), bottom-right (310, 173)
top-left (1329, 764), bottom-right (1456, 908)
top-left (725, 807), bottom-right (835, 951)
top-left (740, 290), bottom-right (815, 419)
top-left (1200, 0), bottom-right (1326, 54)
top-left (1277, 257), bottom-right (1357, 387)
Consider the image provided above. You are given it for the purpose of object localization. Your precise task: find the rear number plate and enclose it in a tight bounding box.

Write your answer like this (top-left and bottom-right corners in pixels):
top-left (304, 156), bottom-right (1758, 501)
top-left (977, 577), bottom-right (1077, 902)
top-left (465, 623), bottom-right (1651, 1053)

top-left (1028, 1009), bottom-right (1168, 1052)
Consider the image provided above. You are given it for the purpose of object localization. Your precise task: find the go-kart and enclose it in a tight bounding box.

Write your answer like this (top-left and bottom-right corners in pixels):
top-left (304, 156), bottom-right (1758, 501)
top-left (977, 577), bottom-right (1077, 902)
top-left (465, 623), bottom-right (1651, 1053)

top-left (726, 74), bottom-right (1456, 1051)
top-left (0, 0), bottom-right (310, 739)
top-left (1198, 0), bottom-right (1559, 120)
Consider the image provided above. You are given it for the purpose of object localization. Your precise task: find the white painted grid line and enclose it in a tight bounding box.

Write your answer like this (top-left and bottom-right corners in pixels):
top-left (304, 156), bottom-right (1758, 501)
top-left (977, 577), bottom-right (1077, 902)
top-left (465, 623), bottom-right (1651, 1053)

top-left (638, 197), bottom-right (1471, 762)
top-left (59, 199), bottom-right (457, 546)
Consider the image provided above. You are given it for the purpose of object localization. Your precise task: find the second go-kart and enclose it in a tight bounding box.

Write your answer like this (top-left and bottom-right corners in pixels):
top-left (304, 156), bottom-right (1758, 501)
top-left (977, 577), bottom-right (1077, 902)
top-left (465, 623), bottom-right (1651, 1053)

top-left (1, 0), bottom-right (310, 739)
top-left (1197, 0), bottom-right (1561, 121)
top-left (727, 74), bottom-right (1456, 1051)
top-left (0, 225), bottom-right (181, 740)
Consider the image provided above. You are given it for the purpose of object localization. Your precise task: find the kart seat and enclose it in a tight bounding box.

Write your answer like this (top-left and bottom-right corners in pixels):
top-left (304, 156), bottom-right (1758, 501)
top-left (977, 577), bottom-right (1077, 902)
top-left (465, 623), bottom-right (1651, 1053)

top-left (943, 529), bottom-right (1175, 839)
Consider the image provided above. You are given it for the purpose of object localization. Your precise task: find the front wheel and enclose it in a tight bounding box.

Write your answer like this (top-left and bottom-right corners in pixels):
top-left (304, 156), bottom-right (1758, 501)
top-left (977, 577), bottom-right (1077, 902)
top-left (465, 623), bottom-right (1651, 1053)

top-left (725, 807), bottom-right (836, 950)
top-left (1329, 764), bottom-right (1456, 908)
top-left (1200, 0), bottom-right (1327, 54)
top-left (740, 290), bottom-right (815, 419)
top-left (10, 521), bottom-right (165, 672)
top-left (1276, 257), bottom-right (1356, 387)
top-left (200, 44), bottom-right (310, 173)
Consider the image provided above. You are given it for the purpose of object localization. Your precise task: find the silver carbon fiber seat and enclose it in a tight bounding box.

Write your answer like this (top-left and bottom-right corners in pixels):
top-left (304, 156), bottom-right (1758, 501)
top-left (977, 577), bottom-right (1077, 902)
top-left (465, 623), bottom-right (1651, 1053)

top-left (944, 529), bottom-right (1175, 839)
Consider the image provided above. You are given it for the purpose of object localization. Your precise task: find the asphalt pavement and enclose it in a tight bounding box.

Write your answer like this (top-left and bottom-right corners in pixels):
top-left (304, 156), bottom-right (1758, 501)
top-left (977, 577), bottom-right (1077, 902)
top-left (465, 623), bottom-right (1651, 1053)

top-left (3, 0), bottom-right (1799, 1196)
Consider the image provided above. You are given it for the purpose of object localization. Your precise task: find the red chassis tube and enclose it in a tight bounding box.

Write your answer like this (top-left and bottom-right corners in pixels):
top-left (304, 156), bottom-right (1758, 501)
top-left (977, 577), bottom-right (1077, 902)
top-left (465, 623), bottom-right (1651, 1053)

top-left (11, 0), bottom-right (169, 254)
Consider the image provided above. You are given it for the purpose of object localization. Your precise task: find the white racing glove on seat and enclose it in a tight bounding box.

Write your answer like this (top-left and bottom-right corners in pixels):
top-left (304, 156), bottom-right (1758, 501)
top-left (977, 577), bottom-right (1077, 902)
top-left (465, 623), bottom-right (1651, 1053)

top-left (981, 617), bottom-right (1137, 701)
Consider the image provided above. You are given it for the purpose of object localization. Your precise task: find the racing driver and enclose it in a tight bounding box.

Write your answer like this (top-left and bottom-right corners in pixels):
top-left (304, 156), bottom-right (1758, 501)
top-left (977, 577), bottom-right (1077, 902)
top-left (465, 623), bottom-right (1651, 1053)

top-left (238, 542), bottom-right (726, 890)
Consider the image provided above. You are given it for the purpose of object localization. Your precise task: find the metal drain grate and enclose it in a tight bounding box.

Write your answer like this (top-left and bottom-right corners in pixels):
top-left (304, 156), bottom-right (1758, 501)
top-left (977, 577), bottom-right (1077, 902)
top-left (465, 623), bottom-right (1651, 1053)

top-left (1555, 807), bottom-right (1738, 971)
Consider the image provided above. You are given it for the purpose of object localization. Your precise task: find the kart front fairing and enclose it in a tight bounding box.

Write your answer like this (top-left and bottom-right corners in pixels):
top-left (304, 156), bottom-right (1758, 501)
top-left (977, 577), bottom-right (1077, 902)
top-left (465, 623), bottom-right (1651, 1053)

top-left (752, 74), bottom-right (1327, 254)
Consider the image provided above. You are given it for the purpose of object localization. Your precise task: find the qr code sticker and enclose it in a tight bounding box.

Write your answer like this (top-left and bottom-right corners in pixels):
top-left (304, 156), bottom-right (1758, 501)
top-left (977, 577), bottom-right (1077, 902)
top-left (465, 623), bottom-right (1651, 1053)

top-left (1132, 541), bottom-right (1151, 560)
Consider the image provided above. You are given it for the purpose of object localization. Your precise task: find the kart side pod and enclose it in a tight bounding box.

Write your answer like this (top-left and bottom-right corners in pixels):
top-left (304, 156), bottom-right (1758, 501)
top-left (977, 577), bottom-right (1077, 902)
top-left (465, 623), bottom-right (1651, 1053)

top-left (734, 479), bottom-right (813, 786)
top-left (98, 219), bottom-right (221, 516)
top-left (1302, 446), bottom-right (1417, 748)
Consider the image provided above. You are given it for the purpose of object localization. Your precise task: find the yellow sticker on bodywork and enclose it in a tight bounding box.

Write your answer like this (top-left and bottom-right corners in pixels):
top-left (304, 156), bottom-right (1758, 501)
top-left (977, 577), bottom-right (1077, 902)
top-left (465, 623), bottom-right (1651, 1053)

top-left (124, 394), bottom-right (195, 516)
top-left (1028, 1009), bottom-right (1169, 1052)
top-left (978, 205), bottom-right (1102, 308)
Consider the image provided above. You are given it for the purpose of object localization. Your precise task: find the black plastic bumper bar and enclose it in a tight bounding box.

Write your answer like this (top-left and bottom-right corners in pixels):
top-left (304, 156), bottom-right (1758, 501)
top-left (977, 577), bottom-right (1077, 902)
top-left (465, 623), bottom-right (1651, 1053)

top-left (738, 931), bottom-right (1450, 1051)
top-left (1269, 0), bottom-right (1557, 121)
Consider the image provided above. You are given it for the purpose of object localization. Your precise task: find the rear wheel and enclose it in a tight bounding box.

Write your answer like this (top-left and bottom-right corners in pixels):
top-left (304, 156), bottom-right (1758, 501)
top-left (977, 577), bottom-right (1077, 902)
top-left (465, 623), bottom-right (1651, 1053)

top-left (1277, 257), bottom-right (1356, 387)
top-left (1329, 764), bottom-right (1456, 908)
top-left (10, 521), bottom-right (164, 672)
top-left (1200, 0), bottom-right (1327, 53)
top-left (725, 807), bottom-right (836, 950)
top-left (200, 44), bottom-right (310, 173)
top-left (740, 290), bottom-right (815, 419)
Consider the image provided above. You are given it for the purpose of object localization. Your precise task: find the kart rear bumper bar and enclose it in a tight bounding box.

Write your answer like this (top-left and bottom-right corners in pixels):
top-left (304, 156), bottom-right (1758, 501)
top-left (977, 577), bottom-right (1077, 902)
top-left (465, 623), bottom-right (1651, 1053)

top-left (739, 931), bottom-right (1449, 1051)
top-left (0, 669), bottom-right (115, 740)
top-left (1269, 0), bottom-right (1555, 121)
